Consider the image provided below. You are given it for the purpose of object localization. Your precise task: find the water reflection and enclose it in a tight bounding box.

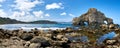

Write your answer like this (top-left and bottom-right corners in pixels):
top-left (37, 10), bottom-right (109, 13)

top-left (97, 32), bottom-right (116, 45)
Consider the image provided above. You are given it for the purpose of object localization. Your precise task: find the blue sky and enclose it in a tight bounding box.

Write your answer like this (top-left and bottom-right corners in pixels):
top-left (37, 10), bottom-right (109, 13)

top-left (0, 0), bottom-right (120, 24)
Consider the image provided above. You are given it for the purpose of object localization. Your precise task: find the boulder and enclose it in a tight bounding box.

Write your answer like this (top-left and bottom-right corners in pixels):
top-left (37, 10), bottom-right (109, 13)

top-left (19, 33), bottom-right (33, 41)
top-left (29, 43), bottom-right (41, 48)
top-left (56, 35), bottom-right (64, 40)
top-left (105, 40), bottom-right (117, 45)
top-left (24, 41), bottom-right (31, 48)
top-left (100, 24), bottom-right (108, 29)
top-left (109, 24), bottom-right (115, 29)
top-left (30, 36), bottom-right (51, 47)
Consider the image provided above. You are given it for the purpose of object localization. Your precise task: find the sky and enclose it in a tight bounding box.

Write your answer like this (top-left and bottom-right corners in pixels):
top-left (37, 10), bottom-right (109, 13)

top-left (0, 0), bottom-right (120, 24)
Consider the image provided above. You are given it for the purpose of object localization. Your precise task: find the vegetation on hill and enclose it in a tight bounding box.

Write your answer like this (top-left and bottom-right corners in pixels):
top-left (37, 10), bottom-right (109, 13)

top-left (0, 17), bottom-right (57, 24)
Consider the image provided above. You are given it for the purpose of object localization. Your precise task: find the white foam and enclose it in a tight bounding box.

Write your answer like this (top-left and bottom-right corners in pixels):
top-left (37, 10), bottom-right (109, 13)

top-left (21, 27), bottom-right (66, 30)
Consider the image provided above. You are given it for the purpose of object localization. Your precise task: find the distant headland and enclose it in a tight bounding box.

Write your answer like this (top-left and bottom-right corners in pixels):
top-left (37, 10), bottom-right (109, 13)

top-left (0, 17), bottom-right (57, 24)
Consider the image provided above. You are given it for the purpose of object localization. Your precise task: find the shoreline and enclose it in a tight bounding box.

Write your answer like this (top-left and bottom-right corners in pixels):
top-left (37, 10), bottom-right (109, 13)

top-left (0, 25), bottom-right (120, 48)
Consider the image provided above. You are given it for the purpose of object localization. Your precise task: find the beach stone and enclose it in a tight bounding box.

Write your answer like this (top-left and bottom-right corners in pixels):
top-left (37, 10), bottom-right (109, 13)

top-left (24, 41), bottom-right (31, 48)
top-left (70, 33), bottom-right (81, 37)
top-left (56, 35), bottom-right (68, 42)
top-left (8, 45), bottom-right (24, 48)
top-left (20, 33), bottom-right (33, 41)
top-left (66, 27), bottom-right (73, 32)
top-left (10, 37), bottom-right (21, 41)
top-left (30, 37), bottom-right (47, 43)
top-left (52, 30), bottom-right (59, 34)
top-left (107, 40), bottom-right (116, 45)
top-left (56, 35), bottom-right (64, 40)
top-left (45, 34), bottom-right (52, 37)
top-left (0, 38), bottom-right (24, 48)
top-left (0, 30), bottom-right (13, 39)
top-left (29, 43), bottom-right (41, 48)
top-left (0, 31), bottom-right (4, 38)
top-left (30, 36), bottom-right (51, 47)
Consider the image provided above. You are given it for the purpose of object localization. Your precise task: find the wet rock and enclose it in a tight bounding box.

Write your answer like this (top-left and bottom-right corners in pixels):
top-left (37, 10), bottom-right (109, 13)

top-left (19, 33), bottom-right (33, 41)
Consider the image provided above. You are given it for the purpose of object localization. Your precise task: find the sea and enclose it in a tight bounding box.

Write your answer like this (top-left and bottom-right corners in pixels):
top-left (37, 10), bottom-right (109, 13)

top-left (0, 23), bottom-right (73, 30)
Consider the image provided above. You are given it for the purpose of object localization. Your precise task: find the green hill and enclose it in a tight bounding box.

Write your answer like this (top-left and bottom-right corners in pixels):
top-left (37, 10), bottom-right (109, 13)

top-left (0, 17), bottom-right (57, 24)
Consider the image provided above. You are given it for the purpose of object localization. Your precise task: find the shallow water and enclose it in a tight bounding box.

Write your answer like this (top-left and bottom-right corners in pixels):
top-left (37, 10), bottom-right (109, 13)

top-left (97, 32), bottom-right (116, 45)
top-left (68, 36), bottom-right (88, 43)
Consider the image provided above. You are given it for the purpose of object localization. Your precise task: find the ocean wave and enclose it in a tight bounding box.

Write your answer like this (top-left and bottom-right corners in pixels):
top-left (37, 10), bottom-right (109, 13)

top-left (21, 27), bottom-right (66, 30)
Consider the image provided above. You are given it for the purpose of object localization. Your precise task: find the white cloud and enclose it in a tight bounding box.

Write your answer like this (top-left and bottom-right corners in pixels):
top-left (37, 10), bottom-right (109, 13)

top-left (5, 0), bottom-right (46, 22)
top-left (9, 11), bottom-right (45, 22)
top-left (0, 0), bottom-right (5, 3)
top-left (46, 3), bottom-right (64, 10)
top-left (69, 14), bottom-right (75, 17)
top-left (0, 9), bottom-right (7, 17)
top-left (33, 10), bottom-right (44, 18)
top-left (45, 14), bottom-right (50, 17)
top-left (11, 11), bottom-right (25, 18)
top-left (8, 10), bottom-right (50, 22)
top-left (60, 12), bottom-right (66, 16)
top-left (12, 0), bottom-right (44, 11)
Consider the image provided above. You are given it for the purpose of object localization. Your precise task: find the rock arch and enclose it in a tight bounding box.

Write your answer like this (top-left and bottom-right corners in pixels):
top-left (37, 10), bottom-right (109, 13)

top-left (72, 8), bottom-right (113, 27)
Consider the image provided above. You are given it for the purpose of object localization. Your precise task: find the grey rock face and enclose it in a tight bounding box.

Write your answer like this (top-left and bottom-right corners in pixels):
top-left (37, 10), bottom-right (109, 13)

top-left (72, 8), bottom-right (113, 27)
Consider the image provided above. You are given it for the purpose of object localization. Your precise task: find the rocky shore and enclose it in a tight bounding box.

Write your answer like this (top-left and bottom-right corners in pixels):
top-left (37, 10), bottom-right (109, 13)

top-left (0, 8), bottom-right (120, 48)
top-left (0, 24), bottom-right (120, 48)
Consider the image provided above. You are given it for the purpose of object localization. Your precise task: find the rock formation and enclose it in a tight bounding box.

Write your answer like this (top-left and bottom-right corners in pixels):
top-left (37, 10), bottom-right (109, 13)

top-left (72, 8), bottom-right (113, 27)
